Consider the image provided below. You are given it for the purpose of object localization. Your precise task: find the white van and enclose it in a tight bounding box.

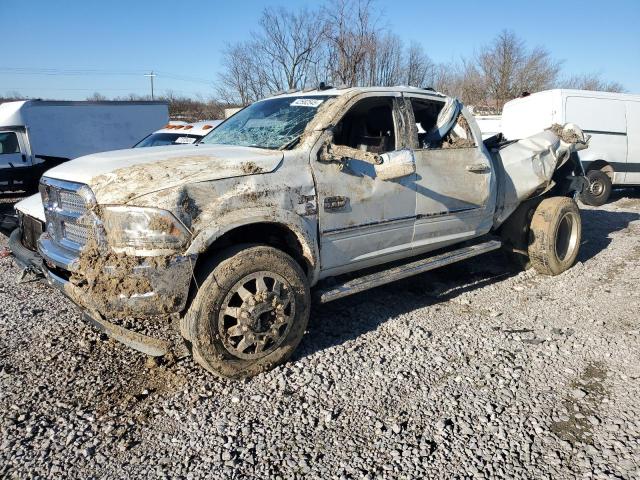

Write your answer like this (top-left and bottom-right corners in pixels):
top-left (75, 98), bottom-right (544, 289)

top-left (0, 100), bottom-right (168, 192)
top-left (502, 89), bottom-right (640, 205)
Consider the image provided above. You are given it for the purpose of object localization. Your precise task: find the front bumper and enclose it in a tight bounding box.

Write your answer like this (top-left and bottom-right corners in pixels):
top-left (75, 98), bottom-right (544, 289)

top-left (37, 234), bottom-right (195, 317)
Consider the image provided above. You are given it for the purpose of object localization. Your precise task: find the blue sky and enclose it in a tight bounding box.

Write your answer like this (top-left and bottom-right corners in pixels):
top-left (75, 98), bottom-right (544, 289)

top-left (2, 0), bottom-right (639, 100)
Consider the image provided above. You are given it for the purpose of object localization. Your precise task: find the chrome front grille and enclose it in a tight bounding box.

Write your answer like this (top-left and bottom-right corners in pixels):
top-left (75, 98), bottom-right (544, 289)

top-left (58, 190), bottom-right (87, 215)
top-left (40, 178), bottom-right (95, 253)
top-left (62, 221), bottom-right (91, 245)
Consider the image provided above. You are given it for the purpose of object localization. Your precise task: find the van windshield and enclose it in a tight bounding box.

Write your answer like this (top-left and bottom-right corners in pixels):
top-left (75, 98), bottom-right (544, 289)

top-left (0, 132), bottom-right (20, 154)
top-left (201, 96), bottom-right (332, 150)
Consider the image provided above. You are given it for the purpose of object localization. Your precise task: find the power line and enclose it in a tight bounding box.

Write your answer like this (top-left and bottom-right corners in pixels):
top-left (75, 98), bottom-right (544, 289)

top-left (0, 67), bottom-right (214, 85)
top-left (1, 86), bottom-right (210, 97)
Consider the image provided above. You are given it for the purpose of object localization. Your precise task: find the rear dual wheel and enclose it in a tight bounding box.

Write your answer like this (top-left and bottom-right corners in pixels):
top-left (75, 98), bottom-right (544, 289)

top-left (528, 197), bottom-right (582, 275)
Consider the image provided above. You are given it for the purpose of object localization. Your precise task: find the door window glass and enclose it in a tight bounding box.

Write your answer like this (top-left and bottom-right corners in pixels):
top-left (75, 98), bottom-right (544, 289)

top-left (0, 132), bottom-right (19, 154)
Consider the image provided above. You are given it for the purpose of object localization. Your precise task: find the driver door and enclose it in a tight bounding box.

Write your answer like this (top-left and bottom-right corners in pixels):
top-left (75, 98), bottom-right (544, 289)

top-left (311, 93), bottom-right (417, 277)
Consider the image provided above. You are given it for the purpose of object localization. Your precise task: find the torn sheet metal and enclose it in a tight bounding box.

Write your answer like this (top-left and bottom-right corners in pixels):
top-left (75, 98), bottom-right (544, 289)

top-left (493, 124), bottom-right (589, 225)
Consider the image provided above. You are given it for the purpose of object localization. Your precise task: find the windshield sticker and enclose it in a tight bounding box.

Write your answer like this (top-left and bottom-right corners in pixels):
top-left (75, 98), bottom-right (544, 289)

top-left (290, 98), bottom-right (324, 108)
top-left (175, 136), bottom-right (197, 144)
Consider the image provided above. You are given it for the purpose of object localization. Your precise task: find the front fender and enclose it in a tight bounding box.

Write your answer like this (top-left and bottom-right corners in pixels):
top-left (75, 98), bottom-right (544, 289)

top-left (185, 206), bottom-right (320, 283)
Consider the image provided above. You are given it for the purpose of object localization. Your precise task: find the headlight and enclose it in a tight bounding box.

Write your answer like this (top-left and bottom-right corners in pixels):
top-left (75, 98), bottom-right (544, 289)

top-left (101, 206), bottom-right (190, 254)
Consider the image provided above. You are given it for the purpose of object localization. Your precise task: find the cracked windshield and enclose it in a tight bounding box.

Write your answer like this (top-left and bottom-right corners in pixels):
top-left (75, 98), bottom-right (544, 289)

top-left (201, 96), bottom-right (332, 149)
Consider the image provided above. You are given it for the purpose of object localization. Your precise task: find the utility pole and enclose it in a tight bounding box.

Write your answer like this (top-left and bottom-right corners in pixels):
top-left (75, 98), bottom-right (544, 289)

top-left (144, 71), bottom-right (156, 100)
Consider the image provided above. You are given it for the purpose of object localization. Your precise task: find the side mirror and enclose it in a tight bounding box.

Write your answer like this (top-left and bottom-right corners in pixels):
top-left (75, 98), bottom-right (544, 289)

top-left (374, 149), bottom-right (416, 181)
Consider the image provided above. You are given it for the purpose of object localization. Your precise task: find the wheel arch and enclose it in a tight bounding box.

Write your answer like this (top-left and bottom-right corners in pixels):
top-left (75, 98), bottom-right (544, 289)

top-left (583, 159), bottom-right (614, 178)
top-left (186, 208), bottom-right (320, 284)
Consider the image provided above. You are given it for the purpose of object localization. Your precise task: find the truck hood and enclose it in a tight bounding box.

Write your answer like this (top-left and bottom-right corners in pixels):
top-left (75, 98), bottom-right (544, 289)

top-left (43, 144), bottom-right (284, 204)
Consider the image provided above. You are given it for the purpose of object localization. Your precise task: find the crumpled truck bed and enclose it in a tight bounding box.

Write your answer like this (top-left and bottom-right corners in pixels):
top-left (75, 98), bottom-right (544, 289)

top-left (490, 124), bottom-right (589, 226)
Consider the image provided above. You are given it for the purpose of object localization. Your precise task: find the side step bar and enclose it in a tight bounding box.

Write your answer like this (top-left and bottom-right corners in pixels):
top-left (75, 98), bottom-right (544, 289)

top-left (315, 239), bottom-right (502, 304)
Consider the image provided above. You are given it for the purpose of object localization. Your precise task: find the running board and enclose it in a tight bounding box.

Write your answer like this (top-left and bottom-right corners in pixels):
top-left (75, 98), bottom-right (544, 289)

top-left (315, 239), bottom-right (502, 304)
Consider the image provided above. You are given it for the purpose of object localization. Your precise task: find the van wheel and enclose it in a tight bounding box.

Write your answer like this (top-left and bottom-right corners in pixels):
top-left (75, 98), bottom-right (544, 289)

top-left (528, 197), bottom-right (581, 276)
top-left (184, 245), bottom-right (310, 379)
top-left (580, 170), bottom-right (612, 206)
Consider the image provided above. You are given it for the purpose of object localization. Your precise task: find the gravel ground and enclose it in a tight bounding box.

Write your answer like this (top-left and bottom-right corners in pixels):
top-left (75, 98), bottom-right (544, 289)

top-left (1, 192), bottom-right (639, 479)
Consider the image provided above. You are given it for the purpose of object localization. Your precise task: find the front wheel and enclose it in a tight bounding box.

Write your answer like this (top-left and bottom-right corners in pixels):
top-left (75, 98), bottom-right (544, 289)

top-left (580, 170), bottom-right (612, 206)
top-left (528, 197), bottom-right (582, 276)
top-left (184, 245), bottom-right (310, 379)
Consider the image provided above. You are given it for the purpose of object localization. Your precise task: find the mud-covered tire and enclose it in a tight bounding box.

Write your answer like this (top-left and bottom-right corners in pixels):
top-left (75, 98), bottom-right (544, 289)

top-left (184, 244), bottom-right (310, 379)
top-left (528, 197), bottom-right (581, 276)
top-left (580, 170), bottom-right (612, 206)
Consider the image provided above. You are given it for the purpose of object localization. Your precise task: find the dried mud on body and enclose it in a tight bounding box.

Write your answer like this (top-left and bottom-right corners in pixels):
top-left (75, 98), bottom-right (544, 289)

top-left (1, 194), bottom-right (640, 479)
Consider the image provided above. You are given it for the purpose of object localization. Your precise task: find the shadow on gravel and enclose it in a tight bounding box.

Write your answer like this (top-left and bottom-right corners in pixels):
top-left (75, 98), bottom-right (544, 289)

top-left (300, 250), bottom-right (519, 359)
top-left (578, 209), bottom-right (640, 264)
top-left (301, 207), bottom-right (639, 359)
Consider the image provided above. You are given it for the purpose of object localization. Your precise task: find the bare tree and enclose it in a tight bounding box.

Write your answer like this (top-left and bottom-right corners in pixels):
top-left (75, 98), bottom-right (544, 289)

top-left (323, 0), bottom-right (377, 86)
top-left (256, 7), bottom-right (326, 90)
top-left (366, 32), bottom-right (404, 86)
top-left (404, 41), bottom-right (436, 88)
top-left (217, 42), bottom-right (269, 105)
top-left (475, 30), bottom-right (561, 109)
top-left (1, 91), bottom-right (25, 102)
top-left (217, 6), bottom-right (325, 104)
top-left (87, 92), bottom-right (108, 101)
top-left (561, 72), bottom-right (625, 92)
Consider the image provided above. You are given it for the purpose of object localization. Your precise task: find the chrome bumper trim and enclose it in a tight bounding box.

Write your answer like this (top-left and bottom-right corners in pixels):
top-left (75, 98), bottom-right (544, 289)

top-left (38, 234), bottom-right (78, 271)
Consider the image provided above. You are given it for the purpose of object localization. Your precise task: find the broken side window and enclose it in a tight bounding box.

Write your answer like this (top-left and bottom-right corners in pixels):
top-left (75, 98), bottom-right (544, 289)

top-left (332, 97), bottom-right (396, 154)
top-left (440, 114), bottom-right (477, 149)
top-left (411, 97), bottom-right (477, 150)
top-left (410, 97), bottom-right (444, 149)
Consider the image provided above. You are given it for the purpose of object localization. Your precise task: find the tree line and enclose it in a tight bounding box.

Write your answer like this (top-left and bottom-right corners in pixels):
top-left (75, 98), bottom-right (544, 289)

top-left (2, 0), bottom-right (625, 118)
top-left (217, 0), bottom-right (624, 111)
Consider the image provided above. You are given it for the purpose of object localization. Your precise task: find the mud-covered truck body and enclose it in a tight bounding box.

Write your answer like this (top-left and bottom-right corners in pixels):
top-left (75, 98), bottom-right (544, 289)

top-left (11, 86), bottom-right (589, 378)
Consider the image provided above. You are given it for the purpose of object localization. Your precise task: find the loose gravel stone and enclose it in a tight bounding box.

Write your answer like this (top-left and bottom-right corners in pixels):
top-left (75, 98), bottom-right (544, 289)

top-left (0, 193), bottom-right (639, 479)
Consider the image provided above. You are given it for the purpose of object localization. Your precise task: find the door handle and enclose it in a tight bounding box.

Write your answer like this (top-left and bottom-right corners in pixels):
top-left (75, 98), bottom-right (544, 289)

top-left (466, 163), bottom-right (491, 173)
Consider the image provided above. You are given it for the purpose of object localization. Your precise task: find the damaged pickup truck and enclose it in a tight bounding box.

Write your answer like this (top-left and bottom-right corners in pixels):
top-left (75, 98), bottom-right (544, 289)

top-left (10, 86), bottom-right (589, 378)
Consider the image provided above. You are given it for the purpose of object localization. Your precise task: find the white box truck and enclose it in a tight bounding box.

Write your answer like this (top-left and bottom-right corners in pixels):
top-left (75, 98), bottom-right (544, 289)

top-left (502, 89), bottom-right (640, 205)
top-left (0, 100), bottom-right (169, 192)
